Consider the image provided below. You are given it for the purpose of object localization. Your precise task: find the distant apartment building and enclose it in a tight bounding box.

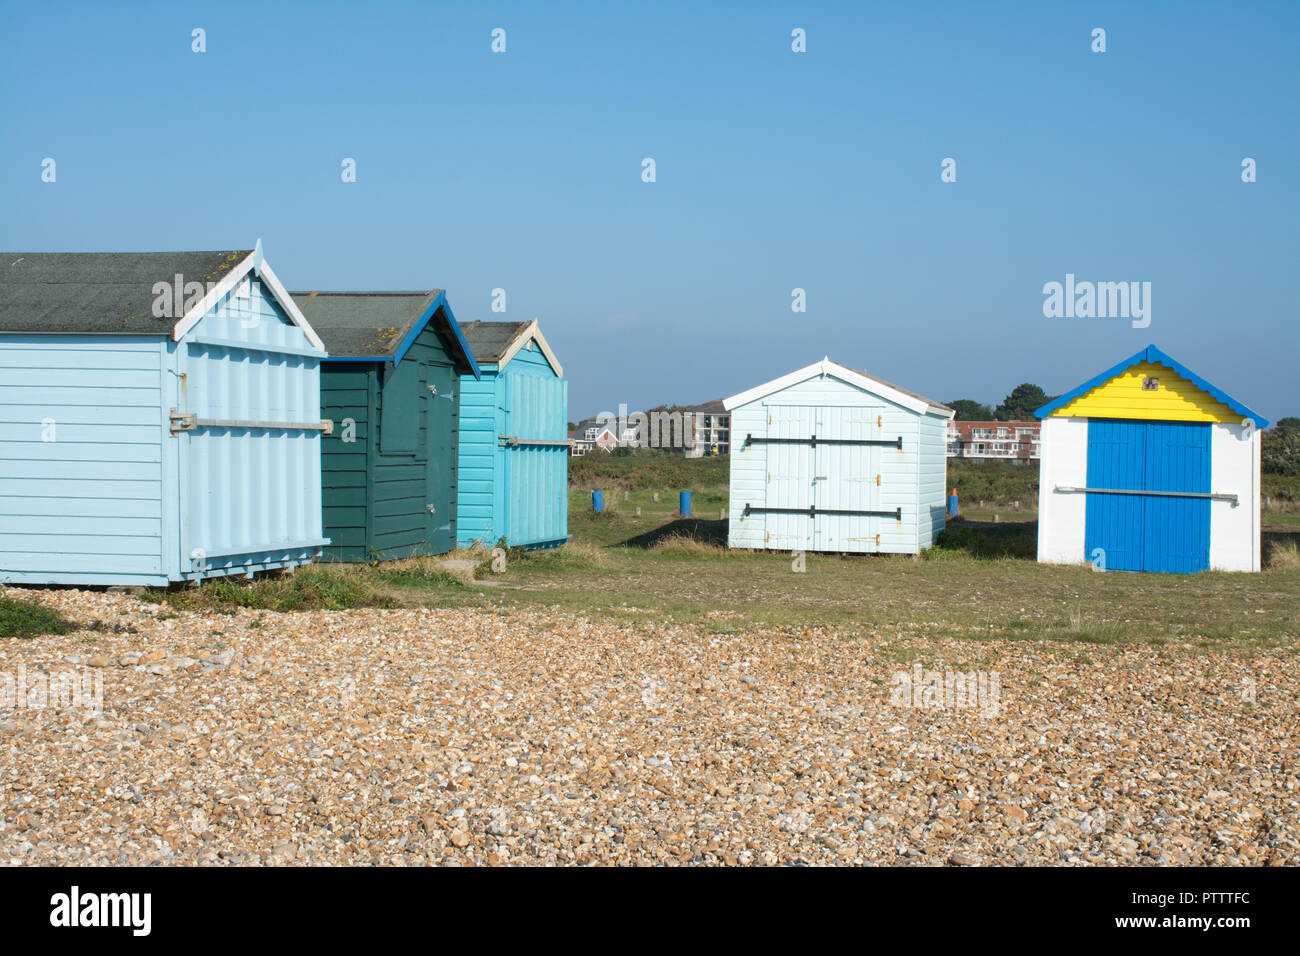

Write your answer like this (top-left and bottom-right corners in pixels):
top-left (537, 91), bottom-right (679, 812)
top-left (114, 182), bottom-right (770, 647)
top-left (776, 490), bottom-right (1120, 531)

top-left (571, 401), bottom-right (731, 457)
top-left (947, 420), bottom-right (1040, 463)
top-left (685, 399), bottom-right (730, 457)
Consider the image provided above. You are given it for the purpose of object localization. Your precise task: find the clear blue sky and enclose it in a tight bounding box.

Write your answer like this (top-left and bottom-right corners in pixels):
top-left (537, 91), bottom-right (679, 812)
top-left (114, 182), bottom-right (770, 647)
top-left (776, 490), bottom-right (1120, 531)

top-left (2, 0), bottom-right (1296, 422)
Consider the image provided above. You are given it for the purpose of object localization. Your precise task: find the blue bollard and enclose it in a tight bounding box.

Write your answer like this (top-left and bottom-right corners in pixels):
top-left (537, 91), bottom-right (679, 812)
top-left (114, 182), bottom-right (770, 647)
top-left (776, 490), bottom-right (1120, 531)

top-left (948, 489), bottom-right (958, 517)
top-left (680, 491), bottom-right (691, 517)
top-left (592, 490), bottom-right (604, 512)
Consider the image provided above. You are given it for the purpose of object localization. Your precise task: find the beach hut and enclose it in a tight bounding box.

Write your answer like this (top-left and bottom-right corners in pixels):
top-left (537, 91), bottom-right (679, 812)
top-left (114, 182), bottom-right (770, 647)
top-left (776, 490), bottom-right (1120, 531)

top-left (455, 319), bottom-right (568, 549)
top-left (294, 290), bottom-right (479, 561)
top-left (1035, 344), bottom-right (1268, 573)
top-left (0, 245), bottom-right (330, 586)
top-left (723, 357), bottom-right (954, 553)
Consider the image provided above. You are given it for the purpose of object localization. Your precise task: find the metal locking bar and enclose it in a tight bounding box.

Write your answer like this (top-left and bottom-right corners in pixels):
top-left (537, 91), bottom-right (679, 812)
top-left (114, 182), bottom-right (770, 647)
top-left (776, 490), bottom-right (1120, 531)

top-left (1054, 485), bottom-right (1238, 505)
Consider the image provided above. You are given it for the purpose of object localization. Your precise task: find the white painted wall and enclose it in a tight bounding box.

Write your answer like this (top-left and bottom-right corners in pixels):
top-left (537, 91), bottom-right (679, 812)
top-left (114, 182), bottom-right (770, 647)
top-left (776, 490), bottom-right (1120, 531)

top-left (726, 372), bottom-right (944, 553)
top-left (1209, 422), bottom-right (1261, 572)
top-left (1036, 416), bottom-right (1089, 565)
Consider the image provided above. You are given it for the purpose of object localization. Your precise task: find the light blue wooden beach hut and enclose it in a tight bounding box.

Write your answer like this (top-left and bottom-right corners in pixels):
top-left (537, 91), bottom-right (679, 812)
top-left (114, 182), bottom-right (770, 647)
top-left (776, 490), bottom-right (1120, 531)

top-left (0, 245), bottom-right (331, 586)
top-left (724, 358), bottom-right (954, 554)
top-left (455, 319), bottom-right (568, 549)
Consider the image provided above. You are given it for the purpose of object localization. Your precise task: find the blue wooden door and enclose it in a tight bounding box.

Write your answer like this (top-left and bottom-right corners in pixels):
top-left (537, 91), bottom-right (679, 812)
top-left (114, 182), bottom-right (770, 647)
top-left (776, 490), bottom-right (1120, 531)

top-left (1084, 420), bottom-right (1146, 571)
top-left (1141, 420), bottom-right (1210, 573)
top-left (1085, 419), bottom-right (1210, 573)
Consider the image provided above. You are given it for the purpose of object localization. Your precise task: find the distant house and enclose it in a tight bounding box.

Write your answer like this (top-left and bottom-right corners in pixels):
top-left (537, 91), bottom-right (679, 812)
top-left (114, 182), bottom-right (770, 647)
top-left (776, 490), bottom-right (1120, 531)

top-left (568, 431), bottom-right (596, 457)
top-left (686, 398), bottom-right (730, 457)
top-left (946, 420), bottom-right (1040, 463)
top-left (572, 420), bottom-right (619, 453)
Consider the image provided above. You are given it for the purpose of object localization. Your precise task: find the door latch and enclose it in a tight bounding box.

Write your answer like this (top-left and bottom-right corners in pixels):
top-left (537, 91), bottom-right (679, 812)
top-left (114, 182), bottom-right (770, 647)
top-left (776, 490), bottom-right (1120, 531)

top-left (426, 504), bottom-right (436, 514)
top-left (427, 384), bottom-right (437, 396)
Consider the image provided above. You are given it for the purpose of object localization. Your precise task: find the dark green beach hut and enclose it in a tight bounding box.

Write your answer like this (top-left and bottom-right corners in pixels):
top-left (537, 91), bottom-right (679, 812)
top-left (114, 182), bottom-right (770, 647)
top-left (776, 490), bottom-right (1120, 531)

top-left (293, 290), bottom-right (480, 561)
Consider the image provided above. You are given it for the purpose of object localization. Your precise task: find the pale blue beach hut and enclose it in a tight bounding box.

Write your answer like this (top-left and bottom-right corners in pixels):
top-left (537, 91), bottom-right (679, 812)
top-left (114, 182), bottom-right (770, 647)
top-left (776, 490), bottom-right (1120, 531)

top-left (0, 245), bottom-right (331, 585)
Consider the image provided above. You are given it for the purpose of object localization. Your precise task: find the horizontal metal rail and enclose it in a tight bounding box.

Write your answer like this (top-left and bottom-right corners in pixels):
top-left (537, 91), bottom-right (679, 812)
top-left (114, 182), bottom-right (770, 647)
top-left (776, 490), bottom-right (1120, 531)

top-left (746, 433), bottom-right (902, 450)
top-left (170, 410), bottom-right (333, 435)
top-left (743, 503), bottom-right (902, 520)
top-left (1055, 485), bottom-right (1238, 505)
top-left (499, 436), bottom-right (572, 447)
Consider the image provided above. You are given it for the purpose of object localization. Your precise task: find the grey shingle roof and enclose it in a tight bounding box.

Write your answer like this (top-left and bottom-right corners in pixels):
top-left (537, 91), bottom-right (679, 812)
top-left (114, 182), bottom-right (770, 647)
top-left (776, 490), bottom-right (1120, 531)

top-left (293, 290), bottom-right (476, 374)
top-left (686, 398), bottom-right (728, 415)
top-left (0, 250), bottom-right (252, 334)
top-left (456, 320), bottom-right (530, 363)
top-left (846, 366), bottom-right (953, 414)
top-left (292, 291), bottom-right (443, 358)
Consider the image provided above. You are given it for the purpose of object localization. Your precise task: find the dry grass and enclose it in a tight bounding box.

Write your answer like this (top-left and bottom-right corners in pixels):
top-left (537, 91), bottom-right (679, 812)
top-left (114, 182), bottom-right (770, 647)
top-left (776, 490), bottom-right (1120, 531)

top-left (648, 532), bottom-right (727, 556)
top-left (1267, 538), bottom-right (1300, 571)
top-left (385, 548), bottom-right (488, 585)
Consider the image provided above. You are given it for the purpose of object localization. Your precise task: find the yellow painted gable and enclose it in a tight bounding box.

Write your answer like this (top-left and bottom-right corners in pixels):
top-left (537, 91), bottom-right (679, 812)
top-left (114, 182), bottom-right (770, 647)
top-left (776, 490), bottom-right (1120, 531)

top-left (1050, 361), bottom-right (1241, 422)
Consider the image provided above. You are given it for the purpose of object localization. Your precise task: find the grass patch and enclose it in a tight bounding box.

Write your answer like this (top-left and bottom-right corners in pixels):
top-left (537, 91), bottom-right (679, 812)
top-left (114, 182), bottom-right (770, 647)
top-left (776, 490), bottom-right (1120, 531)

top-left (0, 594), bottom-right (75, 639)
top-left (142, 566), bottom-right (401, 613)
top-left (569, 450), bottom-right (729, 491)
top-left (946, 459), bottom-right (1039, 508)
top-left (80, 458), bottom-right (1295, 655)
top-left (930, 522), bottom-right (1037, 560)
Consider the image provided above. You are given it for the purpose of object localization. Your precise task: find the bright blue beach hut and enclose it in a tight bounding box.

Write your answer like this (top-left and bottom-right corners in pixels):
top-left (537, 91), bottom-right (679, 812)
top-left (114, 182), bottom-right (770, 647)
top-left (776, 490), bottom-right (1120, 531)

top-left (0, 245), bottom-right (331, 586)
top-left (456, 319), bottom-right (568, 549)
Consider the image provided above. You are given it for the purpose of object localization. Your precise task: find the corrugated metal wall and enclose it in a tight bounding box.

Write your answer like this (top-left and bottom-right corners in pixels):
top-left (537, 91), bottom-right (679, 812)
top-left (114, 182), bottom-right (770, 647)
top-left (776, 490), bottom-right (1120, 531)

top-left (457, 343), bottom-right (568, 550)
top-left (500, 352), bottom-right (568, 548)
top-left (176, 282), bottom-right (326, 579)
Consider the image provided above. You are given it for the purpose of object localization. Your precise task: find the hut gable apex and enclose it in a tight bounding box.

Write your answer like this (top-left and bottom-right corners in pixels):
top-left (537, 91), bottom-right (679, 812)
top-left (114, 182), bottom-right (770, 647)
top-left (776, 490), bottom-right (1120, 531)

top-left (1035, 345), bottom-right (1268, 428)
top-left (458, 318), bottom-right (563, 377)
top-left (172, 244), bottom-right (326, 353)
top-left (722, 357), bottom-right (953, 418)
top-left (295, 290), bottom-right (480, 378)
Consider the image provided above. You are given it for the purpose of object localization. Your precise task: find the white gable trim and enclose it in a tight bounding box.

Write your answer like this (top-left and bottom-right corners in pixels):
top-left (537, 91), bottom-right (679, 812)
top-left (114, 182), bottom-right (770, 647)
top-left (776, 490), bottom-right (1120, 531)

top-left (173, 252), bottom-right (327, 354)
top-left (723, 358), bottom-right (949, 416)
top-left (498, 318), bottom-right (563, 377)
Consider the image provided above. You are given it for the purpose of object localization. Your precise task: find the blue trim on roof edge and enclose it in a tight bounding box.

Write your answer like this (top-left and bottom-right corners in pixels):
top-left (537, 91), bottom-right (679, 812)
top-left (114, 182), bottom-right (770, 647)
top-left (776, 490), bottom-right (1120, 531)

top-left (1034, 345), bottom-right (1268, 428)
top-left (320, 291), bottom-right (481, 379)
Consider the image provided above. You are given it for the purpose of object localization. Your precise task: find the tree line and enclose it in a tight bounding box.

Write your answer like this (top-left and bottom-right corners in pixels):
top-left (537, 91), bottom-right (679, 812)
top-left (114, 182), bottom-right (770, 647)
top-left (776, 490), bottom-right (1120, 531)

top-left (945, 384), bottom-right (1057, 422)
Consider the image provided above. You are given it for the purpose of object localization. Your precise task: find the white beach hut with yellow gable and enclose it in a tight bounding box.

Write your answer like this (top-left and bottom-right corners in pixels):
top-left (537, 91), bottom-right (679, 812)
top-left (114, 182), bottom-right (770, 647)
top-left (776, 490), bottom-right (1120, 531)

top-left (1035, 345), bottom-right (1268, 573)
